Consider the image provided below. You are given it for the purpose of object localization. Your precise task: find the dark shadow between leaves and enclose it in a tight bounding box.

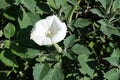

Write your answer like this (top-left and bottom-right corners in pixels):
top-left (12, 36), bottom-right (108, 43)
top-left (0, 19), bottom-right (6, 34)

top-left (5, 0), bottom-right (15, 4)
top-left (36, 1), bottom-right (51, 14)
top-left (15, 26), bottom-right (40, 49)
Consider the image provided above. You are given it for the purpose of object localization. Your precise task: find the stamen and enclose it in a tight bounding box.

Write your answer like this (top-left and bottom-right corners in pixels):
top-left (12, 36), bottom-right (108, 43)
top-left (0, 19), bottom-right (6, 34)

top-left (46, 30), bottom-right (52, 37)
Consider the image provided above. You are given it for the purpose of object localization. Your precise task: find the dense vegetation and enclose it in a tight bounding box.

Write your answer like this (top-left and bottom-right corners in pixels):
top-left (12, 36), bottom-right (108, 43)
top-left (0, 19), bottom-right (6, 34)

top-left (0, 0), bottom-right (120, 80)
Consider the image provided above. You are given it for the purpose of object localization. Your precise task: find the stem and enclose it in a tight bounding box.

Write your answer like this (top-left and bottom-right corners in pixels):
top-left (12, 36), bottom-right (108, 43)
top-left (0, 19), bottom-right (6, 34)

top-left (53, 43), bottom-right (62, 53)
top-left (67, 0), bottom-right (81, 23)
top-left (108, 11), bottom-right (117, 23)
top-left (106, 0), bottom-right (113, 14)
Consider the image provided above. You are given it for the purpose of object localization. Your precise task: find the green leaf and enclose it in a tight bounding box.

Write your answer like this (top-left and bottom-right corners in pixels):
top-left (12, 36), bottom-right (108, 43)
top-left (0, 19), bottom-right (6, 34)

top-left (73, 18), bottom-right (92, 28)
top-left (3, 13), bottom-right (15, 20)
top-left (64, 35), bottom-right (75, 48)
top-left (33, 63), bottom-right (50, 80)
top-left (72, 44), bottom-right (90, 54)
top-left (96, 0), bottom-right (107, 9)
top-left (63, 49), bottom-right (75, 60)
top-left (78, 53), bottom-right (89, 62)
top-left (3, 40), bottom-right (10, 49)
top-left (47, 0), bottom-right (58, 9)
top-left (11, 46), bottom-right (40, 59)
top-left (20, 0), bottom-right (36, 13)
top-left (104, 68), bottom-right (120, 80)
top-left (18, 11), bottom-right (40, 29)
top-left (3, 23), bottom-right (15, 39)
top-left (104, 57), bottom-right (119, 66)
top-left (107, 25), bottom-right (120, 37)
top-left (27, 12), bottom-right (40, 24)
top-left (113, 0), bottom-right (120, 10)
top-left (104, 48), bottom-right (120, 66)
top-left (61, 5), bottom-right (72, 19)
top-left (18, 11), bottom-right (32, 29)
top-left (0, 50), bottom-right (18, 67)
top-left (78, 54), bottom-right (94, 78)
top-left (43, 66), bottom-right (64, 80)
top-left (98, 20), bottom-right (109, 36)
top-left (98, 20), bottom-right (120, 37)
top-left (0, 0), bottom-right (10, 9)
top-left (55, 0), bottom-right (67, 8)
top-left (111, 48), bottom-right (120, 58)
top-left (90, 8), bottom-right (104, 17)
top-left (67, 0), bottom-right (78, 5)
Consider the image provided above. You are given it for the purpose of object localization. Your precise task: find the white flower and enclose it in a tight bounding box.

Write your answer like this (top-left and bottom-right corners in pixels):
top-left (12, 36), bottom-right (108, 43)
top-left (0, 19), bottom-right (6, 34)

top-left (30, 15), bottom-right (67, 46)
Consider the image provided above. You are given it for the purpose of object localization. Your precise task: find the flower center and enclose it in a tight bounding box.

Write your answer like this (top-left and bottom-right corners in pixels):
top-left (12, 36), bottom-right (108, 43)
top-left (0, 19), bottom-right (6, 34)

top-left (46, 30), bottom-right (52, 38)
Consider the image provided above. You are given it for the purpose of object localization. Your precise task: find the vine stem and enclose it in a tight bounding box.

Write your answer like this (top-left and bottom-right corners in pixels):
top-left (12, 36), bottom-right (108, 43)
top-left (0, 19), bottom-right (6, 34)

top-left (67, 0), bottom-right (81, 23)
top-left (106, 0), bottom-right (113, 14)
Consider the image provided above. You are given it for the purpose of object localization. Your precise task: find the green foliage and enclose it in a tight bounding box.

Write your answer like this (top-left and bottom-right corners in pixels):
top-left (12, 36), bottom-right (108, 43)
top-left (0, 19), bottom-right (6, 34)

top-left (42, 64), bottom-right (64, 80)
top-left (78, 54), bottom-right (94, 78)
top-left (0, 0), bottom-right (10, 9)
top-left (72, 44), bottom-right (90, 54)
top-left (73, 18), bottom-right (92, 28)
top-left (0, 50), bottom-right (18, 67)
top-left (33, 63), bottom-right (50, 80)
top-left (3, 23), bottom-right (15, 39)
top-left (113, 0), bottom-right (120, 9)
top-left (20, 0), bottom-right (36, 13)
top-left (0, 0), bottom-right (120, 80)
top-left (64, 34), bottom-right (75, 48)
top-left (104, 68), bottom-right (120, 80)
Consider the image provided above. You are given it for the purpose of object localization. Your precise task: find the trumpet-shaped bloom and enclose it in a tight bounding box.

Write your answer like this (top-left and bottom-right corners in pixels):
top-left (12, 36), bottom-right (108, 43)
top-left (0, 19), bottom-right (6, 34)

top-left (30, 15), bottom-right (67, 45)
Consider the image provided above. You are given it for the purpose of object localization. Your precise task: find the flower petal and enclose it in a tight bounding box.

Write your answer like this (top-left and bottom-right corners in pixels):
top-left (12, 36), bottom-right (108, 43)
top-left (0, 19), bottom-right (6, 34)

top-left (30, 15), bottom-right (67, 46)
top-left (30, 15), bottom-right (56, 39)
top-left (30, 20), bottom-right (47, 39)
top-left (31, 36), bottom-right (52, 45)
top-left (45, 15), bottom-right (55, 28)
top-left (50, 18), bottom-right (67, 43)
